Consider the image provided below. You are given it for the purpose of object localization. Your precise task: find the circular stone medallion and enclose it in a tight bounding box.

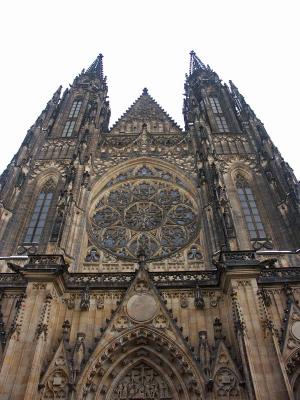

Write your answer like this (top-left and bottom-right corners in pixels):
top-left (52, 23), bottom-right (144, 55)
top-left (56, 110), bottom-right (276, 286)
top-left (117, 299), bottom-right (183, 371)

top-left (127, 293), bottom-right (158, 322)
top-left (292, 321), bottom-right (300, 340)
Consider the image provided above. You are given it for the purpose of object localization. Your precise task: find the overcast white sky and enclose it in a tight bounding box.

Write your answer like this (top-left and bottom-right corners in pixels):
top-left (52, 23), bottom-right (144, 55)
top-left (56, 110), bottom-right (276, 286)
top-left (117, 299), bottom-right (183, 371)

top-left (1, 0), bottom-right (299, 178)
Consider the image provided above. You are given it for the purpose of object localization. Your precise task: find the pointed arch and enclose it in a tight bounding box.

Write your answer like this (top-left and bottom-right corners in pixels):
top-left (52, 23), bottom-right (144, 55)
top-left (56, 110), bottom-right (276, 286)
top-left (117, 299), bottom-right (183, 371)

top-left (23, 172), bottom-right (61, 245)
top-left (102, 352), bottom-right (186, 400)
top-left (23, 178), bottom-right (56, 243)
top-left (76, 326), bottom-right (205, 400)
top-left (89, 157), bottom-right (199, 202)
top-left (86, 157), bottom-right (201, 262)
top-left (62, 97), bottom-right (83, 137)
top-left (234, 173), bottom-right (267, 240)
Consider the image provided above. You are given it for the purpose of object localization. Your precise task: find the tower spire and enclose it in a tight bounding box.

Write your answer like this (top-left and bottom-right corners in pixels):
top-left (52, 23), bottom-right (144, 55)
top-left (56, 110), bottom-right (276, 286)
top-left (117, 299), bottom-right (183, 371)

top-left (86, 53), bottom-right (104, 80)
top-left (189, 50), bottom-right (207, 75)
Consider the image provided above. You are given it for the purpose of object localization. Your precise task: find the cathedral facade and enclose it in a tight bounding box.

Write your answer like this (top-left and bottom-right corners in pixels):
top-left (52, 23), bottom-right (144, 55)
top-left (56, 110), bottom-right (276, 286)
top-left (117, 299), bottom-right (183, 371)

top-left (0, 52), bottom-right (299, 399)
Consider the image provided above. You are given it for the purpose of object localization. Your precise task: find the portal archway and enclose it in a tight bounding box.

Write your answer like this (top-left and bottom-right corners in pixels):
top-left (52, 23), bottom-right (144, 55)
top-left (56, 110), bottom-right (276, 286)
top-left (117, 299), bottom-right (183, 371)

top-left (77, 326), bottom-right (205, 400)
top-left (104, 355), bottom-right (182, 400)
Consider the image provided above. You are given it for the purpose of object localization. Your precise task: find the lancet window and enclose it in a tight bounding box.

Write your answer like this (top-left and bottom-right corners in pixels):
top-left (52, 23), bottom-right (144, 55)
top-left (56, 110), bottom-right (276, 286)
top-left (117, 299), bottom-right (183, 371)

top-left (209, 97), bottom-right (223, 114)
top-left (209, 96), bottom-right (229, 132)
top-left (62, 99), bottom-right (82, 137)
top-left (236, 175), bottom-right (266, 239)
top-left (24, 180), bottom-right (55, 243)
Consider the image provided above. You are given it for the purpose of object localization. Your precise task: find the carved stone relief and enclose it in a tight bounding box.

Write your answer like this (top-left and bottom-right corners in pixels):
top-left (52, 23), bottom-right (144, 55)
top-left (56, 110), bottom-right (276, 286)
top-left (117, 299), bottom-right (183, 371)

top-left (214, 367), bottom-right (240, 397)
top-left (41, 369), bottom-right (69, 399)
top-left (111, 362), bottom-right (172, 399)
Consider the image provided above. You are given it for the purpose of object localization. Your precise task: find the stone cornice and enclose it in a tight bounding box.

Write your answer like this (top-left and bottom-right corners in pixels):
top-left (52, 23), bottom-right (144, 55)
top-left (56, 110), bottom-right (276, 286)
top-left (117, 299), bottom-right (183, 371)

top-left (0, 252), bottom-right (299, 291)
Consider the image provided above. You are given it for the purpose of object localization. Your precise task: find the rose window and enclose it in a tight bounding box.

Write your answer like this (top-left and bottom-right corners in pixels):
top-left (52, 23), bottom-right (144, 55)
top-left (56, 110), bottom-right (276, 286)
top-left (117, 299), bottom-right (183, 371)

top-left (88, 177), bottom-right (200, 261)
top-left (124, 202), bottom-right (163, 231)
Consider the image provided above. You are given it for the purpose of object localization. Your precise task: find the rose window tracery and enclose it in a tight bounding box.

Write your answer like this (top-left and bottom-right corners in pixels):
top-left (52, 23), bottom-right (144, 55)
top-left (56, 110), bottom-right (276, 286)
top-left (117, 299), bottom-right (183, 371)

top-left (88, 176), bottom-right (200, 261)
top-left (125, 202), bottom-right (163, 231)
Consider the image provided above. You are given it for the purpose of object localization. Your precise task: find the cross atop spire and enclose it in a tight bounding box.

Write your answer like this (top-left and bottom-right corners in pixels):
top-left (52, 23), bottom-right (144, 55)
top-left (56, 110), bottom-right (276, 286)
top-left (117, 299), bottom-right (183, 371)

top-left (189, 50), bottom-right (207, 75)
top-left (86, 53), bottom-right (104, 80)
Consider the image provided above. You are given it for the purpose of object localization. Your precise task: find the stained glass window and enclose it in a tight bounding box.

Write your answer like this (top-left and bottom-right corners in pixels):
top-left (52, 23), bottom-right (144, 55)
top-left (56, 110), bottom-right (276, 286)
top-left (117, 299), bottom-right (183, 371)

top-left (209, 96), bottom-right (229, 133)
top-left (62, 100), bottom-right (82, 137)
top-left (215, 116), bottom-right (229, 133)
top-left (236, 176), bottom-right (266, 239)
top-left (209, 97), bottom-right (223, 114)
top-left (88, 178), bottom-right (200, 261)
top-left (24, 184), bottom-right (54, 243)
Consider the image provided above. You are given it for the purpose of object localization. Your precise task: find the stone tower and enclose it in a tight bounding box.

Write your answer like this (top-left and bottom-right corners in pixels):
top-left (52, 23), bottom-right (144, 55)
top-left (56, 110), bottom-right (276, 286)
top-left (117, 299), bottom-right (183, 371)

top-left (0, 52), bottom-right (299, 399)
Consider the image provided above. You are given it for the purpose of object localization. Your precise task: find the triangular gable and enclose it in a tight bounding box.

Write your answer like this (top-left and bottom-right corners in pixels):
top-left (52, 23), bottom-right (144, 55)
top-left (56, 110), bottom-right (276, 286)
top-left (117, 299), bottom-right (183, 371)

top-left (39, 340), bottom-right (71, 398)
top-left (109, 88), bottom-right (183, 135)
top-left (88, 265), bottom-right (192, 351)
top-left (211, 340), bottom-right (244, 397)
top-left (76, 264), bottom-right (206, 399)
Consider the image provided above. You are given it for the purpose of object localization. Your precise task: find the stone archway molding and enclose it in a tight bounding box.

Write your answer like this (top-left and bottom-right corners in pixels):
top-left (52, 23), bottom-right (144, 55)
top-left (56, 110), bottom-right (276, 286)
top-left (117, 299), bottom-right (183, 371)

top-left (76, 326), bottom-right (205, 400)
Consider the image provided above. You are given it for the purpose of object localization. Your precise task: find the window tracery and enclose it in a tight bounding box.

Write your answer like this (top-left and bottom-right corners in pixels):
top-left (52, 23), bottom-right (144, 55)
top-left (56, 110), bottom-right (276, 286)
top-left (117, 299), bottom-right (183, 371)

top-left (24, 179), bottom-right (55, 244)
top-left (236, 174), bottom-right (266, 239)
top-left (88, 175), bottom-right (200, 261)
top-left (62, 99), bottom-right (82, 137)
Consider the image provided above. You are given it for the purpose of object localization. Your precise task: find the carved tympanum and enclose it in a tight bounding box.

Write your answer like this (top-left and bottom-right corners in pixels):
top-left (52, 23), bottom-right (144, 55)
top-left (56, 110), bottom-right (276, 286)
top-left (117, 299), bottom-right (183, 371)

top-left (88, 177), bottom-right (200, 261)
top-left (111, 362), bottom-right (172, 399)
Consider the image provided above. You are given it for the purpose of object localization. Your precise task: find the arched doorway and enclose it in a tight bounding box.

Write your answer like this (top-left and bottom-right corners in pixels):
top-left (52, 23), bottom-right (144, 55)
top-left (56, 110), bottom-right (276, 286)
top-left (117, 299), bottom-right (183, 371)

top-left (77, 327), bottom-right (205, 400)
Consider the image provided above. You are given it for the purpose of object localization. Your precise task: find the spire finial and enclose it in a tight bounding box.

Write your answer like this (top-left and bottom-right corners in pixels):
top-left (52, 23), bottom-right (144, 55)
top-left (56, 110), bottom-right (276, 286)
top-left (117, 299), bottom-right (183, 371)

top-left (142, 88), bottom-right (148, 95)
top-left (189, 50), bottom-right (207, 75)
top-left (86, 53), bottom-right (104, 80)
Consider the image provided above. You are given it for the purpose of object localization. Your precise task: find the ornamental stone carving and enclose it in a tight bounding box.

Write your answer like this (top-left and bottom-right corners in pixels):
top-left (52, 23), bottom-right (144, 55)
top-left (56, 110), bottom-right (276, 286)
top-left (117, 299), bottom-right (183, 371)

top-left (41, 369), bottom-right (69, 400)
top-left (214, 367), bottom-right (240, 397)
top-left (88, 176), bottom-right (200, 261)
top-left (111, 362), bottom-right (172, 399)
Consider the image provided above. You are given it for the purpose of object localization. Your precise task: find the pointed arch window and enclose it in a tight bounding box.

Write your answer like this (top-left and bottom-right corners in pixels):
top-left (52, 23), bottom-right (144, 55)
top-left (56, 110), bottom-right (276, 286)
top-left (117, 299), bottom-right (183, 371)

top-left (62, 99), bottom-right (82, 137)
top-left (24, 180), bottom-right (55, 243)
top-left (209, 97), bottom-right (223, 114)
top-left (236, 175), bottom-right (266, 239)
top-left (209, 96), bottom-right (229, 133)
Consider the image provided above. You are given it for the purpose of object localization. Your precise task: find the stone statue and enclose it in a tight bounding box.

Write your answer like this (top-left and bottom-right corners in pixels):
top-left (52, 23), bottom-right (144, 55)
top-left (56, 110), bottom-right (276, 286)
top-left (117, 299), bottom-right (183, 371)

top-left (195, 285), bottom-right (205, 309)
top-left (80, 286), bottom-right (90, 311)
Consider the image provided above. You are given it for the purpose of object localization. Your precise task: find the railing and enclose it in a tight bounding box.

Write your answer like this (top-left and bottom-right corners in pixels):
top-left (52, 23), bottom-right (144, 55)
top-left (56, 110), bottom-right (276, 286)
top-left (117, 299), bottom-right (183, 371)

top-left (0, 253), bottom-right (299, 289)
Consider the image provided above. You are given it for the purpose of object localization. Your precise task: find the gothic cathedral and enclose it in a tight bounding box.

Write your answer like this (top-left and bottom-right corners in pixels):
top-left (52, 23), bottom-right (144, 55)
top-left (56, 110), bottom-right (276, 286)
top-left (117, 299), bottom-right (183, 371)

top-left (0, 52), bottom-right (300, 400)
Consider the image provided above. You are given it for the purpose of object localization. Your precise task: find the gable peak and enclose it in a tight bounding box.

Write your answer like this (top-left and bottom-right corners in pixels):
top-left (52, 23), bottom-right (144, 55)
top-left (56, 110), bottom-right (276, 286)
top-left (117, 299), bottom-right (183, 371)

top-left (110, 89), bottom-right (183, 134)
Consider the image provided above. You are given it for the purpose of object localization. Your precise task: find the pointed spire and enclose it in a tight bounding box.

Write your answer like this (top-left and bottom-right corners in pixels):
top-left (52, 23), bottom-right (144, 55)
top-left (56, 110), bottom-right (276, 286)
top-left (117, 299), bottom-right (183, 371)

top-left (86, 53), bottom-right (104, 80)
top-left (189, 50), bottom-right (207, 75)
